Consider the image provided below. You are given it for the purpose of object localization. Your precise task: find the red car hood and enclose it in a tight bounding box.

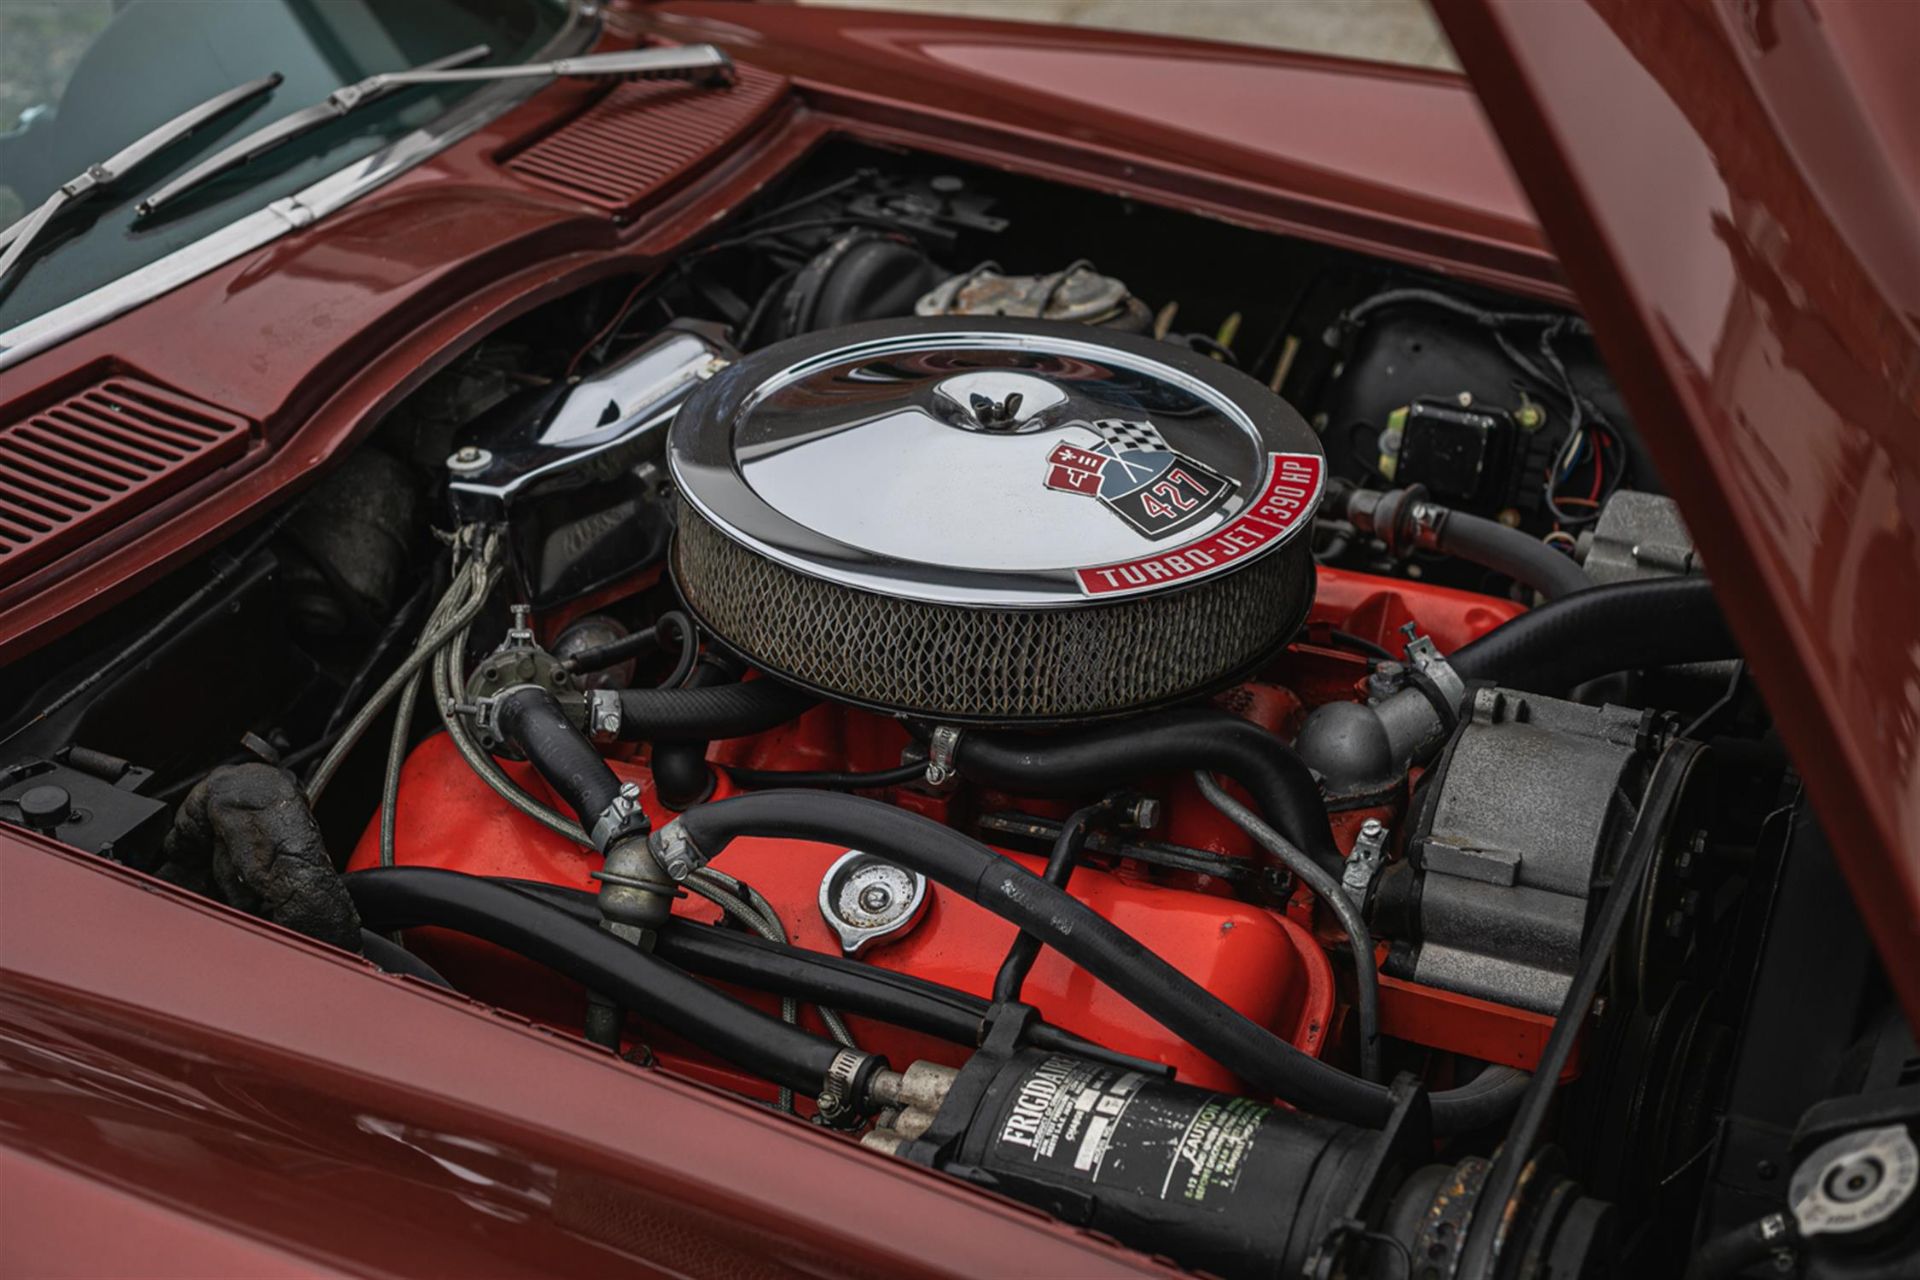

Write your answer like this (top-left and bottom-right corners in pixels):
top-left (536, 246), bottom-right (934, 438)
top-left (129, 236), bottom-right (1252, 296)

top-left (1432, 0), bottom-right (1920, 1017)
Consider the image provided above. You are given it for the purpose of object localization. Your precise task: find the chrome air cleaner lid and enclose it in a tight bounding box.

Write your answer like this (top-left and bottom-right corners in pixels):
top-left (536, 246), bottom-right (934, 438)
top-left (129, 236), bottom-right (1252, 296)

top-left (668, 317), bottom-right (1325, 722)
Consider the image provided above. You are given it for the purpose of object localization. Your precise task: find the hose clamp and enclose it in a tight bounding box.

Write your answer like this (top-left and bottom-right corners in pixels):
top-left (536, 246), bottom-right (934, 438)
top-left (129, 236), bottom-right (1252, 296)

top-left (1402, 632), bottom-right (1467, 723)
top-left (924, 725), bottom-right (963, 789)
top-left (1343, 818), bottom-right (1390, 905)
top-left (589, 781), bottom-right (648, 853)
top-left (585, 688), bottom-right (623, 744)
top-left (815, 1049), bottom-right (874, 1130)
top-left (459, 681), bottom-right (550, 755)
top-left (1347, 484), bottom-right (1445, 558)
top-left (649, 819), bottom-right (705, 881)
top-left (1403, 497), bottom-right (1449, 554)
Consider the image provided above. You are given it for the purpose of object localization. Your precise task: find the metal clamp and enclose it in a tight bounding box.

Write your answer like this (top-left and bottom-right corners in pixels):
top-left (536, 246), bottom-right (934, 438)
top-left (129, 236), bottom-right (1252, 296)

top-left (815, 1049), bottom-right (874, 1130)
top-left (585, 688), bottom-right (622, 743)
top-left (502, 602), bottom-right (536, 650)
top-left (1343, 818), bottom-right (1390, 905)
top-left (589, 781), bottom-right (647, 853)
top-left (925, 725), bottom-right (963, 788)
top-left (1403, 631), bottom-right (1467, 721)
top-left (459, 682), bottom-right (539, 749)
top-left (648, 819), bottom-right (704, 882)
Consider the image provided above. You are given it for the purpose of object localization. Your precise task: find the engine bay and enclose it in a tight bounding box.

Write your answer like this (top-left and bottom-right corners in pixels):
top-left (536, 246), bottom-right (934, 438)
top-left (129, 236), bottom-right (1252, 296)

top-left (3, 143), bottom-right (1913, 1279)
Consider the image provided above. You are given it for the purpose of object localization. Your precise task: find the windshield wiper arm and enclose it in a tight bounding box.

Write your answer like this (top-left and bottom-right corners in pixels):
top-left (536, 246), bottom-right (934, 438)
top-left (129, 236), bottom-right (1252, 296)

top-left (0, 72), bottom-right (282, 284)
top-left (136, 44), bottom-right (735, 221)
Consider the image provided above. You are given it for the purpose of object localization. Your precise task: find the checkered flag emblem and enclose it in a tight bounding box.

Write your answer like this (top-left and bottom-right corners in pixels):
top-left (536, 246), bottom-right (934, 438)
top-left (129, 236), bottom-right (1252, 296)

top-left (1092, 419), bottom-right (1170, 457)
top-left (1043, 417), bottom-right (1236, 540)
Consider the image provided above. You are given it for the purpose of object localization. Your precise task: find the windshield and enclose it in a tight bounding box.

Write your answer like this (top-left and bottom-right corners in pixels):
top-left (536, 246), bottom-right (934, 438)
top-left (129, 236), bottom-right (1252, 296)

top-left (0, 0), bottom-right (573, 332)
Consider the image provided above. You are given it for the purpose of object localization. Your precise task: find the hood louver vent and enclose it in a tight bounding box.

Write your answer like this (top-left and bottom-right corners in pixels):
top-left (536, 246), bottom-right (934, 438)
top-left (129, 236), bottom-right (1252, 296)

top-left (503, 64), bottom-right (787, 211)
top-left (0, 376), bottom-right (252, 587)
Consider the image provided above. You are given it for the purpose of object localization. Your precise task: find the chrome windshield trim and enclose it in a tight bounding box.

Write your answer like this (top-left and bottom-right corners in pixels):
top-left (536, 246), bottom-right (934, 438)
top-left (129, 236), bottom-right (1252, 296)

top-left (0, 3), bottom-right (599, 374)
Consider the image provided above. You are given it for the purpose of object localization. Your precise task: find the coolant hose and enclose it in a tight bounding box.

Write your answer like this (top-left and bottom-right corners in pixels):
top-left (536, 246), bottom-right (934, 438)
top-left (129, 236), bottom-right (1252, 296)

top-left (614, 677), bottom-right (817, 744)
top-left (346, 868), bottom-right (871, 1097)
top-left (950, 710), bottom-right (1344, 883)
top-left (662, 790), bottom-right (1520, 1132)
top-left (493, 687), bottom-right (624, 833)
top-left (500, 877), bottom-right (1170, 1073)
top-left (647, 660), bottom-right (729, 810)
top-left (1435, 511), bottom-right (1590, 601)
top-left (1450, 576), bottom-right (1734, 693)
top-left (621, 667), bottom-right (817, 810)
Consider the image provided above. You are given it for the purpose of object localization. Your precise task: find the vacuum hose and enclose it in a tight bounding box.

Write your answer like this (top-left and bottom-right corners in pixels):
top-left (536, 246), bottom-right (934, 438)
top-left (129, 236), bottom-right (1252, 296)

top-left (1435, 510), bottom-right (1590, 601)
top-left (1336, 483), bottom-right (1590, 601)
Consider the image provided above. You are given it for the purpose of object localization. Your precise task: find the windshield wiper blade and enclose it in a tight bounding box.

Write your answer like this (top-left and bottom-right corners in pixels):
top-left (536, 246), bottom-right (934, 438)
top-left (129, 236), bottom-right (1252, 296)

top-left (0, 72), bottom-right (282, 284)
top-left (136, 44), bottom-right (735, 221)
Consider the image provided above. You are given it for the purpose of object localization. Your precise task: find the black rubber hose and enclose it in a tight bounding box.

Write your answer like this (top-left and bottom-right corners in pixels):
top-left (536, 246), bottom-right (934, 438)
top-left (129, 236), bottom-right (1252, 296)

top-left (495, 878), bottom-right (1170, 1073)
top-left (500, 875), bottom-right (988, 1039)
top-left (615, 678), bottom-right (817, 744)
top-left (951, 710), bottom-right (1344, 883)
top-left (346, 868), bottom-right (854, 1095)
top-left (671, 792), bottom-right (1459, 1128)
top-left (1427, 1062), bottom-right (1530, 1133)
top-left (652, 745), bottom-right (716, 811)
top-left (1683, 1215), bottom-right (1797, 1280)
top-left (1450, 577), bottom-right (1735, 694)
top-left (648, 659), bottom-right (730, 811)
top-left (560, 616), bottom-right (668, 676)
top-left (1436, 511), bottom-right (1590, 601)
top-left (358, 930), bottom-right (452, 988)
top-left (493, 687), bottom-right (623, 832)
top-left (993, 802), bottom-right (1098, 1003)
top-left (721, 761), bottom-right (926, 791)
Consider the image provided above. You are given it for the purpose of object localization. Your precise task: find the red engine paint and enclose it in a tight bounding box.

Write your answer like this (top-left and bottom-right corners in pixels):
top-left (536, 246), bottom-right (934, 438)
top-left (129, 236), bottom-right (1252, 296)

top-left (1309, 564), bottom-right (1526, 653)
top-left (350, 733), bottom-right (1334, 1095)
top-left (351, 566), bottom-right (1568, 1096)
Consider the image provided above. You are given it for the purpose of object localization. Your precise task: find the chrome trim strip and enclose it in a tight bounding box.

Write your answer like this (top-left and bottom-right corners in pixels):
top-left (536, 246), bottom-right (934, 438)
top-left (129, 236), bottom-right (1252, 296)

top-left (0, 4), bottom-right (599, 374)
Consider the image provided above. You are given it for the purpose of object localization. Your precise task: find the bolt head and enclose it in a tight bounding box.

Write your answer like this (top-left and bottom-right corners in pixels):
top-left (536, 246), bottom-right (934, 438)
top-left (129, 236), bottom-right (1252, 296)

top-left (446, 446), bottom-right (493, 475)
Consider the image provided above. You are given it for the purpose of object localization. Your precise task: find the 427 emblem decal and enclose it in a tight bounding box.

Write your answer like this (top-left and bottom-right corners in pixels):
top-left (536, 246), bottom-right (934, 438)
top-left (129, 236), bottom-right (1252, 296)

top-left (1042, 419), bottom-right (1236, 539)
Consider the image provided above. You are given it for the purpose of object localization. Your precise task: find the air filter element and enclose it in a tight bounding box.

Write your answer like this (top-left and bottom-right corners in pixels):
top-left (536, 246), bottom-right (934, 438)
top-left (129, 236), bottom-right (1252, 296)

top-left (668, 318), bottom-right (1324, 723)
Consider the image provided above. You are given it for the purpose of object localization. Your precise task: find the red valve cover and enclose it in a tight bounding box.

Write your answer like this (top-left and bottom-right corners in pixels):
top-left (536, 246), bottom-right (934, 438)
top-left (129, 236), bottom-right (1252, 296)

top-left (348, 566), bottom-right (1530, 1096)
top-left (350, 733), bottom-right (1334, 1094)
